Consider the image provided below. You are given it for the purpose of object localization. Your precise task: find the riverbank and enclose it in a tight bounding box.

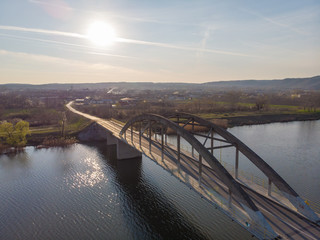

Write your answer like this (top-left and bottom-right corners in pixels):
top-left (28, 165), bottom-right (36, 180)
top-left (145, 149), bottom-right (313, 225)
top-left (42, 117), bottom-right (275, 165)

top-left (221, 112), bottom-right (320, 127)
top-left (2, 112), bottom-right (319, 154)
top-left (37, 136), bottom-right (78, 148)
top-left (0, 145), bottom-right (25, 154)
top-left (0, 136), bottom-right (78, 154)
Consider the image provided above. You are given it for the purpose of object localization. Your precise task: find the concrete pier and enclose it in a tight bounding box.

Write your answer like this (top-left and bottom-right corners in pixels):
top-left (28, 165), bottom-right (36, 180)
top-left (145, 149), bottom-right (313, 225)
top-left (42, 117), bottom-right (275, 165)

top-left (78, 122), bottom-right (141, 160)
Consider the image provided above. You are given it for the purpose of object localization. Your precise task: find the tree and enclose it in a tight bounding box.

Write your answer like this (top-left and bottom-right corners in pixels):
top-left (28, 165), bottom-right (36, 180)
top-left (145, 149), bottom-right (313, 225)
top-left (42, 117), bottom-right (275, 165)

top-left (0, 122), bottom-right (14, 145)
top-left (60, 111), bottom-right (67, 137)
top-left (255, 95), bottom-right (269, 111)
top-left (225, 91), bottom-right (241, 108)
top-left (0, 120), bottom-right (30, 147)
top-left (0, 105), bottom-right (4, 118)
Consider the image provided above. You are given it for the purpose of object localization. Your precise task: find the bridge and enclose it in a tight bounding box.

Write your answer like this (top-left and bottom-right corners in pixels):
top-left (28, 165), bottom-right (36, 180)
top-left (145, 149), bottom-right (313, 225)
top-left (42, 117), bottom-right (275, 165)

top-left (67, 102), bottom-right (320, 240)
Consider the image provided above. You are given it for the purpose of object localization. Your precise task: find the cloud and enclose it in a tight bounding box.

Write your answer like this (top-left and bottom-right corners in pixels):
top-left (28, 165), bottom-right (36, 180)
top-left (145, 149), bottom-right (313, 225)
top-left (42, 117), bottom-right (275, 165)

top-left (116, 37), bottom-right (253, 57)
top-left (0, 33), bottom-right (137, 59)
top-left (0, 25), bottom-right (254, 57)
top-left (0, 49), bottom-right (141, 73)
top-left (240, 8), bottom-right (308, 35)
top-left (196, 25), bottom-right (218, 58)
top-left (0, 49), bottom-right (183, 83)
top-left (0, 25), bottom-right (85, 39)
top-left (28, 0), bottom-right (73, 20)
top-left (29, 0), bottom-right (72, 10)
top-left (28, 0), bottom-right (198, 26)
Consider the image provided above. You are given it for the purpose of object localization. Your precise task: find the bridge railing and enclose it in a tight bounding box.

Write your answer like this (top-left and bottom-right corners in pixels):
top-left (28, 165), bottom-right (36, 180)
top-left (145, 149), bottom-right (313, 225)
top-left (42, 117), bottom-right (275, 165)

top-left (201, 184), bottom-right (277, 240)
top-left (121, 118), bottom-right (280, 239)
top-left (141, 136), bottom-right (278, 239)
top-left (302, 198), bottom-right (320, 214)
top-left (219, 158), bottom-right (320, 215)
top-left (160, 132), bottom-right (320, 215)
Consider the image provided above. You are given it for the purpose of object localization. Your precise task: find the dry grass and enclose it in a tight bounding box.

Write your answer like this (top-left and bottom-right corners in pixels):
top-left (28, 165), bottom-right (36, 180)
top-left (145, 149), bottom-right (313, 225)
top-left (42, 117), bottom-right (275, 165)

top-left (167, 124), bottom-right (206, 135)
top-left (41, 137), bottom-right (78, 147)
top-left (166, 119), bottom-right (228, 135)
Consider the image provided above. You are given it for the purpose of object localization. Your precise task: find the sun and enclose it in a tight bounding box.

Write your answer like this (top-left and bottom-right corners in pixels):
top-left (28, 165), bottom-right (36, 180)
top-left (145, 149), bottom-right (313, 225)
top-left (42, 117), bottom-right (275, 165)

top-left (86, 21), bottom-right (116, 47)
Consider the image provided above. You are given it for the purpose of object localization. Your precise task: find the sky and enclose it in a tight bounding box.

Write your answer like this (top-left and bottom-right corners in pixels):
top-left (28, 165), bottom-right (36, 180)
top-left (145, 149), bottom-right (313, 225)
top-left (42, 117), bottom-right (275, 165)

top-left (0, 0), bottom-right (319, 84)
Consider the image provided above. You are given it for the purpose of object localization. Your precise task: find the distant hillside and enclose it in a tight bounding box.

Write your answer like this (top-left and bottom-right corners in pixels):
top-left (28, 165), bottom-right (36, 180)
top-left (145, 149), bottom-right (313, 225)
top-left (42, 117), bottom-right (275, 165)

top-left (1, 76), bottom-right (319, 91)
top-left (0, 82), bottom-right (198, 91)
top-left (203, 76), bottom-right (320, 90)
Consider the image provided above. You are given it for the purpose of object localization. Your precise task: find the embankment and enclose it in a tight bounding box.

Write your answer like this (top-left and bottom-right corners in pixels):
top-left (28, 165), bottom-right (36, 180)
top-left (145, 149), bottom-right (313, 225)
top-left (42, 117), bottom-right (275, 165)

top-left (223, 113), bottom-right (320, 127)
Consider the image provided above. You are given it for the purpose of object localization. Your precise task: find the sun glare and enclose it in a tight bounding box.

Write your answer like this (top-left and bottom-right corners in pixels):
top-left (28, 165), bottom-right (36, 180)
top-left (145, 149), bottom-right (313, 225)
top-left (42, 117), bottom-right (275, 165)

top-left (86, 21), bottom-right (116, 47)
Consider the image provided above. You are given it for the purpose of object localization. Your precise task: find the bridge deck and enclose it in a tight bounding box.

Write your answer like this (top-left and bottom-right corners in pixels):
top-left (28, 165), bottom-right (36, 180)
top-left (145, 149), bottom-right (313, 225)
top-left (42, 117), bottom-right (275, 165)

top-left (67, 103), bottom-right (320, 240)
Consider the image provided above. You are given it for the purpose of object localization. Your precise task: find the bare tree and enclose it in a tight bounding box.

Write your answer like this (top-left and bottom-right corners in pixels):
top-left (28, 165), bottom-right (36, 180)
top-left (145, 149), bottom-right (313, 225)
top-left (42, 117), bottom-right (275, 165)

top-left (255, 95), bottom-right (269, 111)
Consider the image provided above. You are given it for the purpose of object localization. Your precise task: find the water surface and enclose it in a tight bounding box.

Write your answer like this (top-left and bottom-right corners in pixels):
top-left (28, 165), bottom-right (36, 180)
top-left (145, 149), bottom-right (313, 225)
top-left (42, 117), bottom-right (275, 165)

top-left (0, 143), bottom-right (250, 239)
top-left (1, 120), bottom-right (319, 239)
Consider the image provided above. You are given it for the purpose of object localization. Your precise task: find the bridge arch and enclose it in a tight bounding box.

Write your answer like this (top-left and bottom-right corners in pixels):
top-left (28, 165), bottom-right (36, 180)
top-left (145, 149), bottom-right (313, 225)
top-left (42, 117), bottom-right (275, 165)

top-left (120, 113), bottom-right (279, 236)
top-left (166, 112), bottom-right (319, 223)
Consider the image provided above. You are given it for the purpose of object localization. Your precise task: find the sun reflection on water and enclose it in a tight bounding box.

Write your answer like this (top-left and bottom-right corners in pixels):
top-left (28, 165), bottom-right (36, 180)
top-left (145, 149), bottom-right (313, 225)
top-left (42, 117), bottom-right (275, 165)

top-left (68, 156), bottom-right (106, 188)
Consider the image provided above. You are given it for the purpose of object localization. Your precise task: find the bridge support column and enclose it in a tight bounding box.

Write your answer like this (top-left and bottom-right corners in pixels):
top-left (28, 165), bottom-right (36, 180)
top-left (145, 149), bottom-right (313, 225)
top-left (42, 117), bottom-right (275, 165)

top-left (131, 125), bottom-right (133, 143)
top-left (165, 134), bottom-right (167, 145)
top-left (268, 178), bottom-right (272, 196)
top-left (149, 120), bottom-right (151, 153)
top-left (199, 155), bottom-right (202, 185)
top-left (192, 120), bottom-right (194, 157)
top-left (117, 139), bottom-right (142, 160)
top-left (177, 134), bottom-right (181, 173)
top-left (235, 146), bottom-right (239, 179)
top-left (228, 189), bottom-right (232, 208)
top-left (77, 123), bottom-right (117, 145)
top-left (211, 130), bottom-right (214, 154)
top-left (161, 127), bottom-right (164, 161)
top-left (139, 122), bottom-right (142, 147)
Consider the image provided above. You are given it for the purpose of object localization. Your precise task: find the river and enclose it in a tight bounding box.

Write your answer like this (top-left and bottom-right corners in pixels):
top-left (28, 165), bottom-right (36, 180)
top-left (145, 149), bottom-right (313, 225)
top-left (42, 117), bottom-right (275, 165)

top-left (0, 120), bottom-right (319, 239)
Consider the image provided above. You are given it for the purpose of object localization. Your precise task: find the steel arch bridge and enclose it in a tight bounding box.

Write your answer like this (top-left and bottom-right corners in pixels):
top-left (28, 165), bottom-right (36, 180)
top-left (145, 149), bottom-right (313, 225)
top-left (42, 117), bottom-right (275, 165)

top-left (120, 113), bottom-right (320, 239)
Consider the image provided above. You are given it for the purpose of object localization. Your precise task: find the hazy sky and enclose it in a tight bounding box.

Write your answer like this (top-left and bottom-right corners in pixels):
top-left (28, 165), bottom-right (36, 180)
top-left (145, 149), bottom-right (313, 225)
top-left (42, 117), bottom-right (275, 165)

top-left (0, 0), bottom-right (319, 84)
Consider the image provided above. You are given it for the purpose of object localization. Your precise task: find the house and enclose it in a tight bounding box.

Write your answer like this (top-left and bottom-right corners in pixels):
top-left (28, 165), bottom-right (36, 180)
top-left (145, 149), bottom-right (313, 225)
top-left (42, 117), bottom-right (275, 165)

top-left (119, 97), bottom-right (137, 105)
top-left (91, 99), bottom-right (114, 105)
top-left (75, 99), bottom-right (85, 105)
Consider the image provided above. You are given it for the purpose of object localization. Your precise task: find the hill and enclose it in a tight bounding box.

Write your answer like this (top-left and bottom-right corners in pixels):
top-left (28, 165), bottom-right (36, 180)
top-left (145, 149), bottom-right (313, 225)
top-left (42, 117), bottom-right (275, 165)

top-left (1, 76), bottom-right (319, 91)
top-left (203, 76), bottom-right (320, 90)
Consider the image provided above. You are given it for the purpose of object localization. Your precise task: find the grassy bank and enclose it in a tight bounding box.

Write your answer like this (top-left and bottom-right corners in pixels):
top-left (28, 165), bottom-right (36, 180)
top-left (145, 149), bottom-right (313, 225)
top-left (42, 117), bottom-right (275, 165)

top-left (222, 112), bottom-right (320, 127)
top-left (38, 136), bottom-right (78, 147)
top-left (27, 111), bottom-right (91, 145)
top-left (198, 111), bottom-right (320, 127)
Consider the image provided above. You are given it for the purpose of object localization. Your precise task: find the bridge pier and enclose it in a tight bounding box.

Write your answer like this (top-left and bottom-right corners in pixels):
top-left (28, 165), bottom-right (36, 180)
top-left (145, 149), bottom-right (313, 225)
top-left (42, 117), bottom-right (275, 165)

top-left (139, 122), bottom-right (142, 147)
top-left (116, 138), bottom-right (142, 160)
top-left (199, 155), bottom-right (202, 185)
top-left (78, 122), bottom-right (117, 145)
top-left (268, 179), bottom-right (272, 196)
top-left (211, 130), bottom-right (214, 155)
top-left (235, 146), bottom-right (239, 179)
top-left (161, 127), bottom-right (164, 161)
top-left (228, 189), bottom-right (232, 208)
top-left (192, 120), bottom-right (194, 157)
top-left (149, 120), bottom-right (152, 153)
top-left (177, 135), bottom-right (181, 173)
top-left (78, 122), bottom-right (141, 160)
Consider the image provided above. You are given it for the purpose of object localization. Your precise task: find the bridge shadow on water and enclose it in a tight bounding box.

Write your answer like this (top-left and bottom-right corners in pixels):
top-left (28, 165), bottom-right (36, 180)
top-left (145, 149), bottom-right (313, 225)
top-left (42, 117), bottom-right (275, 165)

top-left (94, 142), bottom-right (210, 240)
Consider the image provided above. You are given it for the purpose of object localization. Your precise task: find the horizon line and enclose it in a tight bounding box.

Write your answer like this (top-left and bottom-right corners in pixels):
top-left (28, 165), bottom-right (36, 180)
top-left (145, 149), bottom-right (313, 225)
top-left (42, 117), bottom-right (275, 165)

top-left (0, 75), bottom-right (319, 86)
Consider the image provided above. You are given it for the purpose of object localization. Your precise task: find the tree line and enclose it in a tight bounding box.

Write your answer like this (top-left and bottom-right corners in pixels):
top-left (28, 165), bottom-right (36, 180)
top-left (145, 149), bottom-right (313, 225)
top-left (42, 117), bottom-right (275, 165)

top-left (0, 120), bottom-right (30, 149)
